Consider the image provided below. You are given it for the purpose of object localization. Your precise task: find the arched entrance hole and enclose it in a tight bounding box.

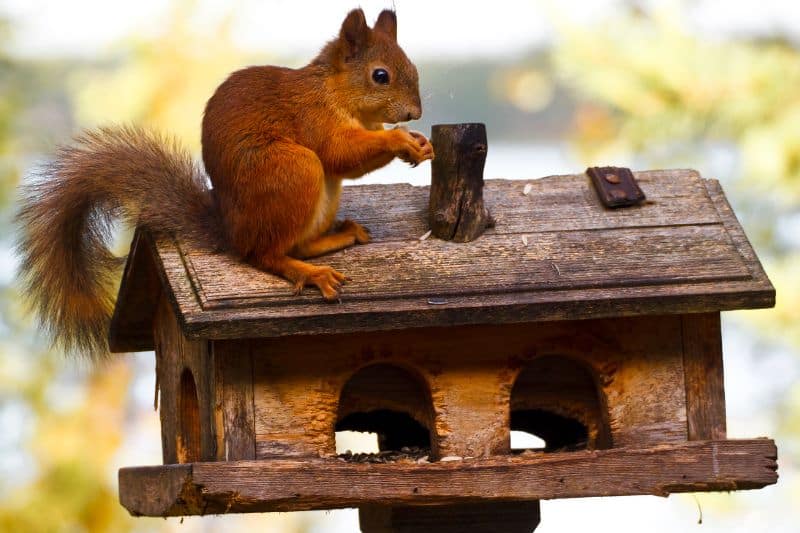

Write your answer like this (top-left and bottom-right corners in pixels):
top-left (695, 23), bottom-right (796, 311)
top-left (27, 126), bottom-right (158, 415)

top-left (177, 368), bottom-right (201, 463)
top-left (336, 364), bottom-right (434, 457)
top-left (510, 356), bottom-right (611, 453)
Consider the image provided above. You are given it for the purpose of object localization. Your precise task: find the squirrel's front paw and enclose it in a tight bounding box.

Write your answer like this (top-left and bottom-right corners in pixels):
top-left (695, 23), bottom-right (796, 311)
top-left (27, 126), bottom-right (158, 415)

top-left (408, 131), bottom-right (434, 164)
top-left (392, 129), bottom-right (434, 167)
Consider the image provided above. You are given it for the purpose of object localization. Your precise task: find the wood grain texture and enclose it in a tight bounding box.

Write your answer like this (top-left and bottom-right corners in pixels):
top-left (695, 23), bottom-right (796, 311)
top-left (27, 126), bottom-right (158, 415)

top-left (108, 230), bottom-right (162, 352)
top-left (186, 225), bottom-right (750, 308)
top-left (153, 297), bottom-right (217, 463)
top-left (429, 123), bottom-right (493, 242)
top-left (339, 169), bottom-right (723, 243)
top-left (118, 439), bottom-right (778, 516)
top-left (248, 317), bottom-right (688, 460)
top-left (153, 297), bottom-right (179, 464)
top-left (704, 179), bottom-right (773, 288)
top-left (581, 314), bottom-right (688, 448)
top-left (109, 170), bottom-right (775, 348)
top-left (683, 312), bottom-right (726, 440)
top-left (215, 340), bottom-right (256, 460)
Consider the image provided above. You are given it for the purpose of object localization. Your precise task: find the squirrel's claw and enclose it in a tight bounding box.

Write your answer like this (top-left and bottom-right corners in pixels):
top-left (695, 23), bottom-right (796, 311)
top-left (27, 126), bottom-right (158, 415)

top-left (293, 281), bottom-right (305, 296)
top-left (305, 265), bottom-right (347, 302)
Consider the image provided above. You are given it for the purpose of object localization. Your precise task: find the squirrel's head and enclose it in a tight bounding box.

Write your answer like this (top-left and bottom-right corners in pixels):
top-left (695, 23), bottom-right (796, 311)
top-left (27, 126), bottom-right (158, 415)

top-left (316, 9), bottom-right (422, 126)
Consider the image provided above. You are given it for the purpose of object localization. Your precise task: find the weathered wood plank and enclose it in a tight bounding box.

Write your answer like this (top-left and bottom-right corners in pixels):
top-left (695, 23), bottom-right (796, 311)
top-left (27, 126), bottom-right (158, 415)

top-left (175, 280), bottom-right (774, 341)
top-left (247, 317), bottom-right (688, 459)
top-left (704, 179), bottom-right (773, 288)
top-left (212, 346), bottom-right (226, 461)
top-left (683, 312), bottom-right (726, 440)
top-left (109, 229), bottom-right (162, 352)
top-left (215, 340), bottom-right (256, 460)
top-left (338, 170), bottom-right (720, 243)
top-left (153, 296), bottom-right (217, 464)
top-left (593, 314), bottom-right (688, 448)
top-left (118, 439), bottom-right (778, 516)
top-left (153, 297), bottom-right (179, 465)
top-left (177, 278), bottom-right (774, 341)
top-left (429, 123), bottom-right (493, 242)
top-left (149, 232), bottom-right (205, 332)
top-left (119, 463), bottom-right (194, 517)
top-left (186, 224), bottom-right (749, 308)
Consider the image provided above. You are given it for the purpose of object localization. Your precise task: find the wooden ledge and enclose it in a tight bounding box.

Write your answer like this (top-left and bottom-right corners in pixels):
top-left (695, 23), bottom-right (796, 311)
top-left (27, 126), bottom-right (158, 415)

top-left (119, 439), bottom-right (777, 517)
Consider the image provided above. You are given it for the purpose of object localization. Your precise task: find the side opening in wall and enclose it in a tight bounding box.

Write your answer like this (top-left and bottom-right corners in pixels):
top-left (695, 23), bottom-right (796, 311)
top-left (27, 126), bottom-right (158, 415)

top-left (336, 364), bottom-right (434, 460)
top-left (510, 356), bottom-right (611, 453)
top-left (178, 368), bottom-right (201, 463)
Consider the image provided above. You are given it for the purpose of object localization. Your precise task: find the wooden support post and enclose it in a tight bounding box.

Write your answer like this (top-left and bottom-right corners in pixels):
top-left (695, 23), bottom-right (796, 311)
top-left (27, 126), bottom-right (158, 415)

top-left (359, 501), bottom-right (540, 533)
top-left (682, 312), bottom-right (727, 440)
top-left (429, 123), bottom-right (493, 242)
top-left (215, 340), bottom-right (256, 460)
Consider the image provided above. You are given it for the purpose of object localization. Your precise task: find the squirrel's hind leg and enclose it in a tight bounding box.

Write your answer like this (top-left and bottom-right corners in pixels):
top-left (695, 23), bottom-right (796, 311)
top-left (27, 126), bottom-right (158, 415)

top-left (267, 220), bottom-right (370, 301)
top-left (291, 219), bottom-right (370, 258)
top-left (221, 140), bottom-right (348, 300)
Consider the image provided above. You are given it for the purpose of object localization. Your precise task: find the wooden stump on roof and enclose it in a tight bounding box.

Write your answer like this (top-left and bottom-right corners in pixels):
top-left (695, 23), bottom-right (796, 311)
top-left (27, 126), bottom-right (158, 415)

top-left (429, 123), bottom-right (494, 242)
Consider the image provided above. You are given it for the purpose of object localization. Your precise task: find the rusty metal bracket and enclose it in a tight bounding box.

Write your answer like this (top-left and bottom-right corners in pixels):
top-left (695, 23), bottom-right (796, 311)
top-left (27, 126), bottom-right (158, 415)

top-left (587, 166), bottom-right (646, 208)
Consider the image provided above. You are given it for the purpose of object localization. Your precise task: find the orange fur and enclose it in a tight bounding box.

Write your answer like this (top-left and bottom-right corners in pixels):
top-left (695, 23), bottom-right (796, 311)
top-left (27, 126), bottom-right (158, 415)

top-left (202, 8), bottom-right (433, 297)
top-left (15, 8), bottom-right (432, 358)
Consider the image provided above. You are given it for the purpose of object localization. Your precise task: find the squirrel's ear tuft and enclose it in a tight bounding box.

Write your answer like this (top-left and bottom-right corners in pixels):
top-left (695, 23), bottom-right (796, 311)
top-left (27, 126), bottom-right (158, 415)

top-left (339, 8), bottom-right (370, 58)
top-left (374, 10), bottom-right (397, 41)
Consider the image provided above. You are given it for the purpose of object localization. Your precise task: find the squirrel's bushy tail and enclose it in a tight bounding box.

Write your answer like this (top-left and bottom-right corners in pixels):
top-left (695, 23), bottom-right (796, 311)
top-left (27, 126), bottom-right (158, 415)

top-left (15, 125), bottom-right (220, 358)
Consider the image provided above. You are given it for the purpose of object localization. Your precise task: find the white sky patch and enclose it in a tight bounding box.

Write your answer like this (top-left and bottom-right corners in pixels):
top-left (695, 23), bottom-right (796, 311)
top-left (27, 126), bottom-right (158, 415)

top-left (12, 0), bottom-right (787, 60)
top-left (4, 1), bottom-right (799, 61)
top-left (689, 0), bottom-right (800, 39)
top-left (2, 0), bottom-right (171, 57)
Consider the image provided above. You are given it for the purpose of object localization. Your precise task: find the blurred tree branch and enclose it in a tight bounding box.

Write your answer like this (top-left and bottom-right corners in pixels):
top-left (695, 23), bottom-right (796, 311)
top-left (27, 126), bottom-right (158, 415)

top-left (553, 8), bottom-right (800, 344)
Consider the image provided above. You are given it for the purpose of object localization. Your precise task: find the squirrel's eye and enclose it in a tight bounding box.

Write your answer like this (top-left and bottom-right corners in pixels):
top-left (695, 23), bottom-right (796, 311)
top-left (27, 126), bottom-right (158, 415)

top-left (372, 68), bottom-right (390, 85)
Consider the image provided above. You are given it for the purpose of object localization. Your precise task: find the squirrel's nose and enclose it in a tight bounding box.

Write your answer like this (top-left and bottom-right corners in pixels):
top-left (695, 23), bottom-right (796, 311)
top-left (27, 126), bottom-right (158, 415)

top-left (406, 105), bottom-right (422, 121)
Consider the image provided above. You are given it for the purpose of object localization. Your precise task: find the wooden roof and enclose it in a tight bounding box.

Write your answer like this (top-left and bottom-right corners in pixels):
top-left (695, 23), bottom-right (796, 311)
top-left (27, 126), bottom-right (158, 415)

top-left (109, 169), bottom-right (774, 352)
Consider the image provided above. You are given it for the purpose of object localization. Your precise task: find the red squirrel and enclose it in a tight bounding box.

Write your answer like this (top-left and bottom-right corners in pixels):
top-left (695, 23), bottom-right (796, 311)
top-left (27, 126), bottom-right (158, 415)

top-left (15, 8), bottom-right (433, 357)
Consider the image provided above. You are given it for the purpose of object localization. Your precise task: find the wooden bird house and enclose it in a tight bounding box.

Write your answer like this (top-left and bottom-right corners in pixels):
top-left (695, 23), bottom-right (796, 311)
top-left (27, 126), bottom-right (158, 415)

top-left (114, 124), bottom-right (777, 532)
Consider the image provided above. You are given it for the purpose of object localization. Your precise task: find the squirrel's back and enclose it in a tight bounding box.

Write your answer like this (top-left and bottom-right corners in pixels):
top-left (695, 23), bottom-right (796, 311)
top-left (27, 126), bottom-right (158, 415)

top-left (201, 64), bottom-right (331, 184)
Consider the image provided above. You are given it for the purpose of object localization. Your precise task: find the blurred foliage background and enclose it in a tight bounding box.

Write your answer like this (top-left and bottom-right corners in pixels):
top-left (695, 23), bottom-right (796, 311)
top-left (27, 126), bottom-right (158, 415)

top-left (0, 1), bottom-right (798, 531)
